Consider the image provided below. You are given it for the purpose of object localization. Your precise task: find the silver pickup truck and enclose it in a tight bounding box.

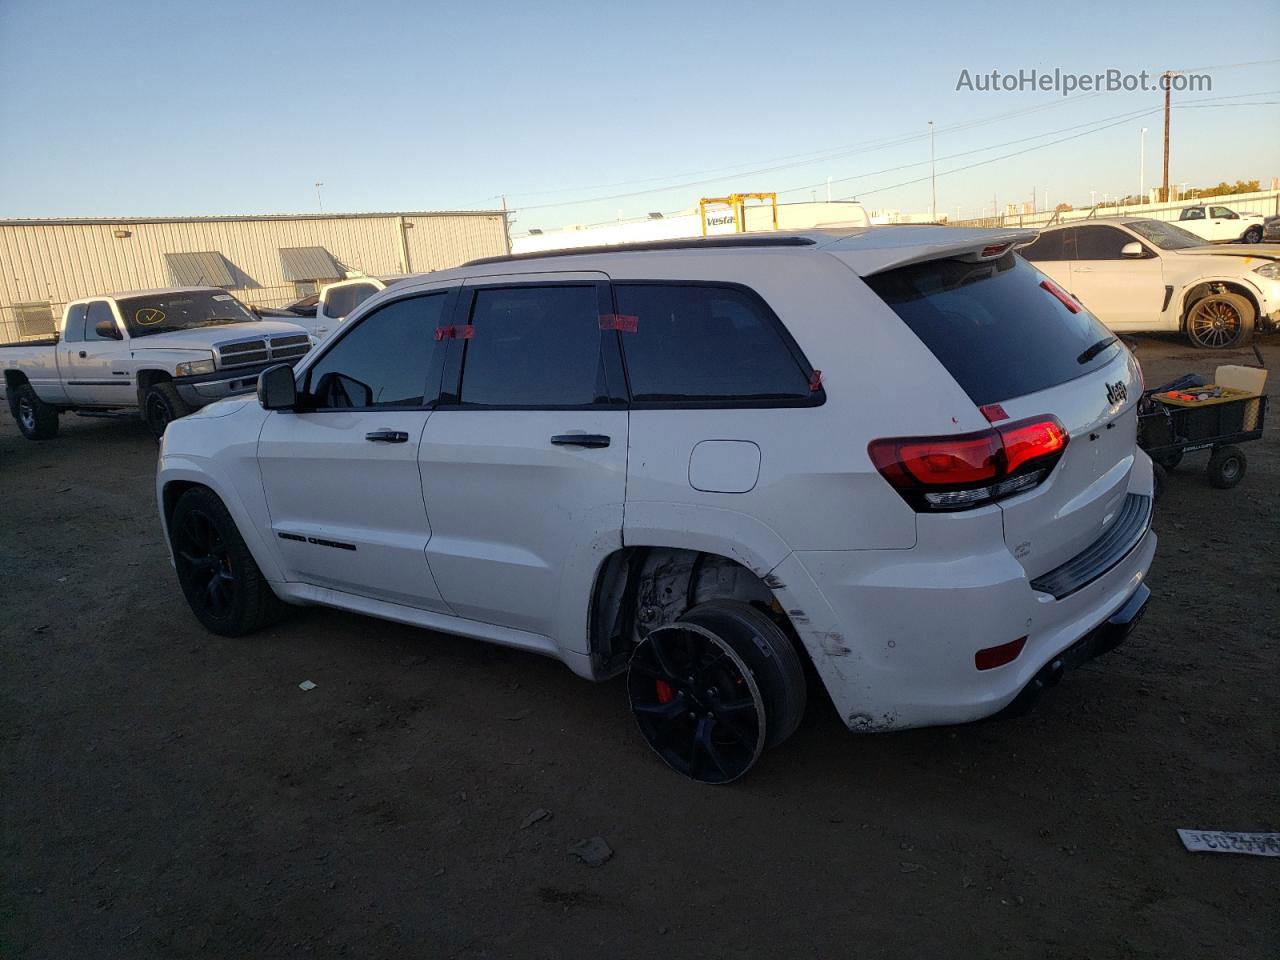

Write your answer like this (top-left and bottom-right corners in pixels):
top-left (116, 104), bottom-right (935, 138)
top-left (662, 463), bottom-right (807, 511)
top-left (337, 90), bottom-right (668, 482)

top-left (2, 286), bottom-right (312, 440)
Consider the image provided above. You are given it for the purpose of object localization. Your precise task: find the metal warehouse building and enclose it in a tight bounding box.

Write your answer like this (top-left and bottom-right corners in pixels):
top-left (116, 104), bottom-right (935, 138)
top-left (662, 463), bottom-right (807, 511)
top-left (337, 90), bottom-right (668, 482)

top-left (0, 210), bottom-right (509, 341)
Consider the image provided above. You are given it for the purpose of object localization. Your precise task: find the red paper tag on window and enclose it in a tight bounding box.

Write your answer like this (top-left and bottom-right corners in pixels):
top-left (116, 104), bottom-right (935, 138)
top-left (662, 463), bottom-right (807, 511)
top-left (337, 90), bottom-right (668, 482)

top-left (434, 324), bottom-right (475, 340)
top-left (809, 369), bottom-right (823, 392)
top-left (599, 314), bottom-right (638, 332)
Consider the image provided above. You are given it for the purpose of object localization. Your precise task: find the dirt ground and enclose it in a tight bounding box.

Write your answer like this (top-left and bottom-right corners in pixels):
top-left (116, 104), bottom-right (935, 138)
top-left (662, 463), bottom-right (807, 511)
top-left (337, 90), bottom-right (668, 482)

top-left (2, 334), bottom-right (1276, 960)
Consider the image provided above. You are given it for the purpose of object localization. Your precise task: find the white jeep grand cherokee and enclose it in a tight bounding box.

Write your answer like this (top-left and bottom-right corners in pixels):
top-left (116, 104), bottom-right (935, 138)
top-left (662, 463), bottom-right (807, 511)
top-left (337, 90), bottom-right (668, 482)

top-left (156, 228), bottom-right (1156, 782)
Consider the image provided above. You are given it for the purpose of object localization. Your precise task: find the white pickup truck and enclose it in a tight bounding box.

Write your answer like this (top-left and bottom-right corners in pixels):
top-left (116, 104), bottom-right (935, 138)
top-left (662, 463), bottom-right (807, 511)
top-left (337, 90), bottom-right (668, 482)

top-left (277, 275), bottom-right (410, 339)
top-left (2, 286), bottom-right (312, 440)
top-left (1175, 204), bottom-right (1269, 244)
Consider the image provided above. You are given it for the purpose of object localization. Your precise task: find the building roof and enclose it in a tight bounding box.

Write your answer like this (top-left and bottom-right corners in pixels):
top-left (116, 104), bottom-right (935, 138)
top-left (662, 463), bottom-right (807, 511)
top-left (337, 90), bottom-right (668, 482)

top-left (0, 210), bottom-right (505, 226)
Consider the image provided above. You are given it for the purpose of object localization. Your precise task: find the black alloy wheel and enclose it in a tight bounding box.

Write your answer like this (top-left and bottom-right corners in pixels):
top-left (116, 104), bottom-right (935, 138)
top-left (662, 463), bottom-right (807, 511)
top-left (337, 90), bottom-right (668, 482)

top-left (627, 622), bottom-right (766, 784)
top-left (173, 505), bottom-right (237, 623)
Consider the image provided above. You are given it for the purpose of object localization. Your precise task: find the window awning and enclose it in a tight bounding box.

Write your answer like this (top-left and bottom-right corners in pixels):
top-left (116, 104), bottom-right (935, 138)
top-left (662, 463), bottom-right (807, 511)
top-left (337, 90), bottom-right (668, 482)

top-left (164, 251), bottom-right (235, 287)
top-left (279, 246), bottom-right (341, 281)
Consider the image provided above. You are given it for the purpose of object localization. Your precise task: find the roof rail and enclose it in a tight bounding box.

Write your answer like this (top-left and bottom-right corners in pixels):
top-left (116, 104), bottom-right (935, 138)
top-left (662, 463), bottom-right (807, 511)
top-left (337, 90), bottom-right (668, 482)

top-left (464, 234), bottom-right (818, 267)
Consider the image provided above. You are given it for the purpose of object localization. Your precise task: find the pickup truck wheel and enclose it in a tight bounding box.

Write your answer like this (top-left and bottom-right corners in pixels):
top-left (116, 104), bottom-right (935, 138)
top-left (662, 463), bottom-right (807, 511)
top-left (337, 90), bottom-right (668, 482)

top-left (170, 487), bottom-right (286, 636)
top-left (1186, 293), bottom-right (1254, 349)
top-left (1242, 226), bottom-right (1262, 244)
top-left (143, 382), bottom-right (192, 439)
top-left (627, 600), bottom-right (807, 784)
top-left (12, 383), bottom-right (59, 440)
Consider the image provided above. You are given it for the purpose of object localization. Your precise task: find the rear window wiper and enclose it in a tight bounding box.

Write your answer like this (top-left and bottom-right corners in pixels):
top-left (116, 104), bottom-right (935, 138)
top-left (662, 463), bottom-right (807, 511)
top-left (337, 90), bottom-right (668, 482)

top-left (1077, 336), bottom-right (1117, 365)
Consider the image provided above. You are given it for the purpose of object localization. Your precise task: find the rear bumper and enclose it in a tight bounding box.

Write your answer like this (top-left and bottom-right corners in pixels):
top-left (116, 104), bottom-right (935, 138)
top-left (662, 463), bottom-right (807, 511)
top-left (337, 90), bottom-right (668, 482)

top-left (997, 582), bottom-right (1149, 717)
top-left (767, 468), bottom-right (1157, 732)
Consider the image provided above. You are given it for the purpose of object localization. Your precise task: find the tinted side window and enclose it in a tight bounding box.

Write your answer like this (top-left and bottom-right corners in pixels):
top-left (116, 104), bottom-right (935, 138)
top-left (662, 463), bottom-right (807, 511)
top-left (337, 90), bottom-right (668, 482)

top-left (1210, 206), bottom-right (1235, 219)
top-left (305, 293), bottom-right (448, 409)
top-left (458, 285), bottom-right (606, 407)
top-left (62, 303), bottom-right (88, 342)
top-left (613, 284), bottom-right (814, 404)
top-left (1019, 231), bottom-right (1067, 262)
top-left (1182, 208), bottom-right (1205, 220)
top-left (84, 301), bottom-right (118, 340)
top-left (325, 283), bottom-right (378, 319)
top-left (1074, 226), bottom-right (1133, 260)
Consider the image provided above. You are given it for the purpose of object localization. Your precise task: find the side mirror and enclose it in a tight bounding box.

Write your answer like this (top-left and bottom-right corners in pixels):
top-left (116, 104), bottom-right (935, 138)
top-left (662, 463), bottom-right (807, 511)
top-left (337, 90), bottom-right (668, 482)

top-left (1120, 241), bottom-right (1146, 259)
top-left (95, 319), bottom-right (122, 340)
top-left (257, 363), bottom-right (297, 410)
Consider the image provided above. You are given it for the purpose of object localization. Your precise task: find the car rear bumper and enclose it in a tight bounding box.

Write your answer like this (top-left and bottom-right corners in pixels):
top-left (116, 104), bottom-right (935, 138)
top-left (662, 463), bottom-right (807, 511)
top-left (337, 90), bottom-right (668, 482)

top-left (996, 581), bottom-right (1149, 717)
top-left (768, 470), bottom-right (1157, 732)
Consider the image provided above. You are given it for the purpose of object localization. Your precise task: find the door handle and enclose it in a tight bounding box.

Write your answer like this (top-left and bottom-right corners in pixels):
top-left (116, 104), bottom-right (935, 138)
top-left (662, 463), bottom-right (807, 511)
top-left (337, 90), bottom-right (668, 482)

top-left (1074, 266), bottom-right (1093, 273)
top-left (551, 433), bottom-right (610, 448)
top-left (365, 429), bottom-right (409, 443)
top-left (78, 350), bottom-right (87, 358)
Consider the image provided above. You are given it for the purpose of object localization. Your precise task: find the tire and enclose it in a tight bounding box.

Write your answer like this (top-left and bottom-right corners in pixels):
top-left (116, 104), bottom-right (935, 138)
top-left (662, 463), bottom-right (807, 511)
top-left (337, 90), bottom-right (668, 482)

top-left (1242, 226), bottom-right (1262, 244)
top-left (626, 599), bottom-right (807, 784)
top-left (169, 486), bottom-right (287, 636)
top-left (1185, 293), bottom-right (1255, 349)
top-left (10, 382), bottom-right (59, 440)
top-left (1151, 450), bottom-right (1182, 471)
top-left (1152, 462), bottom-right (1167, 500)
top-left (142, 381), bottom-right (192, 439)
top-left (1206, 445), bottom-right (1246, 490)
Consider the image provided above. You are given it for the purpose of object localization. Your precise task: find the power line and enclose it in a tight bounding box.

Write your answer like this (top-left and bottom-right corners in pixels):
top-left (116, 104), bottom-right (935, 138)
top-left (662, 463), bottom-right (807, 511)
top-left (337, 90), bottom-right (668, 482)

top-left (830, 98), bottom-right (1279, 203)
top-left (513, 88), bottom-right (1277, 228)
top-left (508, 90), bottom-right (1116, 210)
top-left (1169, 57), bottom-right (1280, 72)
top-left (795, 90), bottom-right (1280, 202)
top-left (776, 103), bottom-right (1168, 197)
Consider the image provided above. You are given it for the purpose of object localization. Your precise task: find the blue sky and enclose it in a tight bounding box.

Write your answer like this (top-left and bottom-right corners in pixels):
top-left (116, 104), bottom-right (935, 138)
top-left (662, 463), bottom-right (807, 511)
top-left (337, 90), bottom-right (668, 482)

top-left (1, 0), bottom-right (1276, 232)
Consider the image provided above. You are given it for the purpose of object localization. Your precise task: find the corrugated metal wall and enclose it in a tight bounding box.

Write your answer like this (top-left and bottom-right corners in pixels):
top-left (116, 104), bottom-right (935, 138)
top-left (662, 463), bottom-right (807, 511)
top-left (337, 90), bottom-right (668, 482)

top-left (0, 212), bottom-right (508, 340)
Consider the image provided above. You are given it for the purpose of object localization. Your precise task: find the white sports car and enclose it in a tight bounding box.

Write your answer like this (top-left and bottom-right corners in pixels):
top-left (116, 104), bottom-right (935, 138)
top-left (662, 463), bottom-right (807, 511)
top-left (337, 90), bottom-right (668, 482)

top-left (1019, 217), bottom-right (1280, 348)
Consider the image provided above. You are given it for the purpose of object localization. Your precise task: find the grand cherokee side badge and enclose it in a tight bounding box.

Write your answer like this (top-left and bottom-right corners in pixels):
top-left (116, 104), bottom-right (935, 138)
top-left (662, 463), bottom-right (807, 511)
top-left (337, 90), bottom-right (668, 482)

top-left (1106, 380), bottom-right (1127, 405)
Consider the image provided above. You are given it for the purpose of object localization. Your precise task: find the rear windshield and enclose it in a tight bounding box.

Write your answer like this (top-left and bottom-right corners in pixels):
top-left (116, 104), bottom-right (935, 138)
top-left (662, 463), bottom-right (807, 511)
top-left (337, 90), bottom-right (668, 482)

top-left (117, 290), bottom-right (257, 338)
top-left (863, 252), bottom-right (1119, 406)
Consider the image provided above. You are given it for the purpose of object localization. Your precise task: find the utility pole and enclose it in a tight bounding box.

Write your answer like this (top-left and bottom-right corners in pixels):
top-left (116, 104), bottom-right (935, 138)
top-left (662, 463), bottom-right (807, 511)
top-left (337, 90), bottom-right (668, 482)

top-left (1161, 71), bottom-right (1176, 202)
top-left (1140, 127), bottom-right (1148, 204)
top-left (929, 121), bottom-right (936, 221)
top-left (500, 194), bottom-right (511, 255)
top-left (314, 182), bottom-right (324, 213)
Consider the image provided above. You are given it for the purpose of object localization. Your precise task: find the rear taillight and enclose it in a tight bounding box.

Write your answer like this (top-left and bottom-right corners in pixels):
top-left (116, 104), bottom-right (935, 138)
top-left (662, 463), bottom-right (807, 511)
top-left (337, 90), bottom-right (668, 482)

top-left (868, 415), bottom-right (1069, 511)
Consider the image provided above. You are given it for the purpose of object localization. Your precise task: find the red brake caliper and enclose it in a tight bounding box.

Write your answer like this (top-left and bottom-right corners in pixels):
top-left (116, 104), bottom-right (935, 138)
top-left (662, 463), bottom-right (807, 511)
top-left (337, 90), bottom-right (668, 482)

top-left (655, 680), bottom-right (675, 704)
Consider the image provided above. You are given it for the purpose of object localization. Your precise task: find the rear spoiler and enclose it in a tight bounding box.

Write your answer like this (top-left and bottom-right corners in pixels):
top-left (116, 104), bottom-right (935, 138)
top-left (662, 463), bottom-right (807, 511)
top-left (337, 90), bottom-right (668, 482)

top-left (829, 229), bottom-right (1040, 277)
